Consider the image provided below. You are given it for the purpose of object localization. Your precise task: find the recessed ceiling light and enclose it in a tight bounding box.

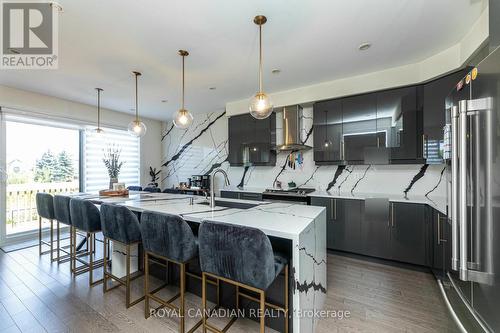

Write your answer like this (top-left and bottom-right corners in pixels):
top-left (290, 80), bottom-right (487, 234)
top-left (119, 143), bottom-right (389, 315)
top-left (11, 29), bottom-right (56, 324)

top-left (358, 42), bottom-right (371, 51)
top-left (209, 87), bottom-right (216, 90)
top-left (271, 69), bottom-right (281, 74)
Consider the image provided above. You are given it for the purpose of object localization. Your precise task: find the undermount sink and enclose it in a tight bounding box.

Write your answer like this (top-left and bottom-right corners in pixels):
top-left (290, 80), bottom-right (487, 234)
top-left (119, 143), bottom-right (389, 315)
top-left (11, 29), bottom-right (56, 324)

top-left (197, 200), bottom-right (259, 210)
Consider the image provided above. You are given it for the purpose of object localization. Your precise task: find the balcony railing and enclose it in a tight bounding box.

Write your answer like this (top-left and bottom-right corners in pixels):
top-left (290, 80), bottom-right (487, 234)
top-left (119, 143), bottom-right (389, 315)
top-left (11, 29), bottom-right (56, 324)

top-left (6, 181), bottom-right (79, 235)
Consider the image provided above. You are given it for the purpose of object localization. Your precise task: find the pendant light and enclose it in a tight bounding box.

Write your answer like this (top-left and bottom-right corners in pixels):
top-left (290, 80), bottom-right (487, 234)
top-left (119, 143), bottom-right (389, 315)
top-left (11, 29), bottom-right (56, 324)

top-left (94, 88), bottom-right (104, 134)
top-left (173, 50), bottom-right (194, 129)
top-left (127, 71), bottom-right (147, 137)
top-left (249, 15), bottom-right (273, 119)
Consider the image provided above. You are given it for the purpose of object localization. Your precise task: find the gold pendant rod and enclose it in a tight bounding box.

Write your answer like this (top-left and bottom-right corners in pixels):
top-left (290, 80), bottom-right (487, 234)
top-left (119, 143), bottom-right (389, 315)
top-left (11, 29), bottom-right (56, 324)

top-left (132, 71), bottom-right (141, 122)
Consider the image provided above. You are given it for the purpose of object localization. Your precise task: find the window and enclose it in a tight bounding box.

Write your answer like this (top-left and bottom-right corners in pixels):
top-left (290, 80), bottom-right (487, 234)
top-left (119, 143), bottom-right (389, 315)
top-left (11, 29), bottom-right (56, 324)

top-left (82, 128), bottom-right (140, 192)
top-left (5, 121), bottom-right (80, 235)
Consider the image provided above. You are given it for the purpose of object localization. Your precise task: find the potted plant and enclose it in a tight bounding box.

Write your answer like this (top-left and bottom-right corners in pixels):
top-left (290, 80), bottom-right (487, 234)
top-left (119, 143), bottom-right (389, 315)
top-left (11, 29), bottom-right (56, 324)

top-left (103, 145), bottom-right (124, 189)
top-left (149, 167), bottom-right (161, 187)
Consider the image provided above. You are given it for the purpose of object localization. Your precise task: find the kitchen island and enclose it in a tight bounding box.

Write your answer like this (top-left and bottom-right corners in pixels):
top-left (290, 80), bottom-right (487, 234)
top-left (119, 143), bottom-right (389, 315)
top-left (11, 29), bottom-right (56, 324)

top-left (94, 192), bottom-right (327, 333)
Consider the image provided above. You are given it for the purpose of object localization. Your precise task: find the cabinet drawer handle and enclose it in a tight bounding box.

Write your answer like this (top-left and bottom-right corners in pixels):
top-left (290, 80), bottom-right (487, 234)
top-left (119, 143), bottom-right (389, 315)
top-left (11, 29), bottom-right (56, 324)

top-left (437, 213), bottom-right (441, 245)
top-left (391, 203), bottom-right (394, 228)
top-left (438, 214), bottom-right (447, 244)
top-left (334, 199), bottom-right (337, 220)
top-left (330, 199), bottom-right (334, 220)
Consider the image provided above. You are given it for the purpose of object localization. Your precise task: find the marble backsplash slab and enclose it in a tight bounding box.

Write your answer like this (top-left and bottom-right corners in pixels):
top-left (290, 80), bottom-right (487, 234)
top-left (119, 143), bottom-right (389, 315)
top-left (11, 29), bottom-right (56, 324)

top-left (161, 109), bottom-right (447, 200)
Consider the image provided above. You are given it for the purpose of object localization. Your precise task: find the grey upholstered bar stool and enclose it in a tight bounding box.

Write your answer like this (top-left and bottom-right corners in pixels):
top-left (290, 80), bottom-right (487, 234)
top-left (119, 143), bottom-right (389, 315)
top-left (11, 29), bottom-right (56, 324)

top-left (143, 187), bottom-right (161, 193)
top-left (140, 211), bottom-right (208, 333)
top-left (35, 192), bottom-right (56, 261)
top-left (199, 221), bottom-right (289, 333)
top-left (53, 195), bottom-right (77, 264)
top-left (69, 198), bottom-right (104, 286)
top-left (100, 203), bottom-right (144, 308)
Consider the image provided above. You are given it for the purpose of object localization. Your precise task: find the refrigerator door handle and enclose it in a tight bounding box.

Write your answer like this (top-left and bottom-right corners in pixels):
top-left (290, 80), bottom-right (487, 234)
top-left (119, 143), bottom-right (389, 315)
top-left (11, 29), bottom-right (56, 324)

top-left (458, 100), bottom-right (469, 281)
top-left (451, 106), bottom-right (459, 271)
top-left (458, 97), bottom-right (495, 285)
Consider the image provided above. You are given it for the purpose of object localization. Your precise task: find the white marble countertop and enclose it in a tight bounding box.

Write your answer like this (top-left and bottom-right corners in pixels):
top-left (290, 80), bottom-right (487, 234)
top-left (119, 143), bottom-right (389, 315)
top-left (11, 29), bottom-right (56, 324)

top-left (95, 193), bottom-right (325, 240)
top-left (308, 190), bottom-right (447, 215)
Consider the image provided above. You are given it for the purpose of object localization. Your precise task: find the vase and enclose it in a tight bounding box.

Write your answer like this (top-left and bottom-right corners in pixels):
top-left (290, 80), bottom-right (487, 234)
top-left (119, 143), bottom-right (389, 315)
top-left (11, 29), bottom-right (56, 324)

top-left (109, 177), bottom-right (118, 190)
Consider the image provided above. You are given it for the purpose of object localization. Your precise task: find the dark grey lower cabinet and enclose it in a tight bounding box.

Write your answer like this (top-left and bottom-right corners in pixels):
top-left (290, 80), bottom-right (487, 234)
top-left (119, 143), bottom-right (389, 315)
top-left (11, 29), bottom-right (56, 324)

top-left (329, 199), bottom-right (363, 253)
top-left (310, 197), bottom-right (363, 254)
top-left (220, 190), bottom-right (262, 201)
top-left (362, 198), bottom-right (392, 258)
top-left (312, 197), bottom-right (430, 267)
top-left (431, 208), bottom-right (451, 275)
top-left (390, 202), bottom-right (428, 266)
top-left (220, 191), bottom-right (239, 199)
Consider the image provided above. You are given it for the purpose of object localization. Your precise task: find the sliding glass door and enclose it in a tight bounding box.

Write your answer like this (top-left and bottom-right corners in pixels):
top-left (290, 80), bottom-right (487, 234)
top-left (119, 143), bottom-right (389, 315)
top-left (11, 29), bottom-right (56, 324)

top-left (4, 121), bottom-right (80, 236)
top-left (0, 112), bottom-right (141, 246)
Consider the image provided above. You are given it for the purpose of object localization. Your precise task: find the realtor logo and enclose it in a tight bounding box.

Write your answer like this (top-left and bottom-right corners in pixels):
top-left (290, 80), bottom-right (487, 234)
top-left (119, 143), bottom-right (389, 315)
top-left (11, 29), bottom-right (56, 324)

top-left (1, 1), bottom-right (59, 69)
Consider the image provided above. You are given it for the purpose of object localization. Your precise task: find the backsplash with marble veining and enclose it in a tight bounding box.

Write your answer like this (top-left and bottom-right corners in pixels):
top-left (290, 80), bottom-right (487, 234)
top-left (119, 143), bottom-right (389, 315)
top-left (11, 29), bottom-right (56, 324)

top-left (161, 108), bottom-right (447, 199)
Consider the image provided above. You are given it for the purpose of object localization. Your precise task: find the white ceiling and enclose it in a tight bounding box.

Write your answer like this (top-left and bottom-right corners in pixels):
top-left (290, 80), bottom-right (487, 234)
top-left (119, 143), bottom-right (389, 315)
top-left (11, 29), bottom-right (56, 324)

top-left (0, 0), bottom-right (486, 121)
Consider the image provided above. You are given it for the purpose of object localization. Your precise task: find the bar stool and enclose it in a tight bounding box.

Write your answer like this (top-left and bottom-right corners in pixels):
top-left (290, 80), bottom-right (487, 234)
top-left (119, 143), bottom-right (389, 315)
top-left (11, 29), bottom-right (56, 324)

top-left (127, 186), bottom-right (143, 191)
top-left (53, 195), bottom-right (76, 264)
top-left (69, 198), bottom-right (104, 286)
top-left (140, 211), bottom-right (205, 333)
top-left (100, 203), bottom-right (144, 308)
top-left (143, 187), bottom-right (161, 193)
top-left (199, 221), bottom-right (289, 333)
top-left (35, 192), bottom-right (56, 261)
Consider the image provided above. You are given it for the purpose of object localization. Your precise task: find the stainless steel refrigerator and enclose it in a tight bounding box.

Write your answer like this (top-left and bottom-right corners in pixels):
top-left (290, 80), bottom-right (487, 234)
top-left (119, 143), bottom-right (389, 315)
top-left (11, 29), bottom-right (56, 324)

top-left (445, 45), bottom-right (500, 332)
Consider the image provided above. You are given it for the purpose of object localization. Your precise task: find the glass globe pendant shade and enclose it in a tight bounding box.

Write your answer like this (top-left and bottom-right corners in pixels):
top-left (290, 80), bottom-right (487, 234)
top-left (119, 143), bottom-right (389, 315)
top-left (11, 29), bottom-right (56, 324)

top-left (249, 92), bottom-right (273, 119)
top-left (323, 139), bottom-right (333, 149)
top-left (127, 120), bottom-right (147, 137)
top-left (173, 109), bottom-right (193, 129)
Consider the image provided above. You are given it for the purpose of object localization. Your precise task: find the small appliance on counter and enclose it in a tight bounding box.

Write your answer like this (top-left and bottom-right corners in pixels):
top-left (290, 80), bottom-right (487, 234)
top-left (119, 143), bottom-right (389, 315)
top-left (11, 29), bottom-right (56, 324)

top-left (191, 175), bottom-right (210, 190)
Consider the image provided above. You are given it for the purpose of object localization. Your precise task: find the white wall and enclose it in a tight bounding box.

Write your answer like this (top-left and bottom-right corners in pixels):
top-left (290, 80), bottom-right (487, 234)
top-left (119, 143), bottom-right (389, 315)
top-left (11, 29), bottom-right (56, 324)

top-left (226, 6), bottom-right (489, 116)
top-left (0, 84), bottom-right (163, 185)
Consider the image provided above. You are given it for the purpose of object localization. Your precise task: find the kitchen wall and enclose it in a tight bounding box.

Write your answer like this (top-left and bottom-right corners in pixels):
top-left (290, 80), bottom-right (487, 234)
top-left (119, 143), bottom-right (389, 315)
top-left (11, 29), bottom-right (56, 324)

top-left (161, 108), bottom-right (447, 200)
top-left (0, 84), bottom-right (163, 185)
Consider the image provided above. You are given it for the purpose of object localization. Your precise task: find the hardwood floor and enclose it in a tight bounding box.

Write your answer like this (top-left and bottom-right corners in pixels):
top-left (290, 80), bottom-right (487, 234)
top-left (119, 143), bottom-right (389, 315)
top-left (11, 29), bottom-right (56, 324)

top-left (0, 243), bottom-right (458, 332)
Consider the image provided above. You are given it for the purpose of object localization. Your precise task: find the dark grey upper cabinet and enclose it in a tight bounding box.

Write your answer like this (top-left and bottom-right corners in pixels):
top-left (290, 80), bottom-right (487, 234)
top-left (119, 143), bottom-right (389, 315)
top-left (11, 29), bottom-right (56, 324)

top-left (311, 71), bottom-right (477, 165)
top-left (378, 86), bottom-right (423, 162)
top-left (423, 69), bottom-right (469, 163)
top-left (342, 93), bottom-right (378, 163)
top-left (313, 100), bottom-right (342, 163)
top-left (228, 113), bottom-right (276, 166)
top-left (423, 69), bottom-right (468, 140)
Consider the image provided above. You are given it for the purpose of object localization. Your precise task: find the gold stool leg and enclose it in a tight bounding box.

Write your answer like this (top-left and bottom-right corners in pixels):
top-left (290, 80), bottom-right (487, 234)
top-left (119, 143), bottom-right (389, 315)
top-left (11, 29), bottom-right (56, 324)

top-left (126, 244), bottom-right (131, 307)
top-left (236, 285), bottom-right (239, 309)
top-left (38, 217), bottom-right (42, 255)
top-left (50, 219), bottom-right (54, 261)
top-left (56, 221), bottom-right (60, 263)
top-left (202, 272), bottom-right (207, 333)
top-left (103, 237), bottom-right (108, 293)
top-left (70, 226), bottom-right (74, 273)
top-left (144, 252), bottom-right (150, 319)
top-left (259, 290), bottom-right (265, 333)
top-left (180, 263), bottom-right (186, 333)
top-left (89, 233), bottom-right (94, 286)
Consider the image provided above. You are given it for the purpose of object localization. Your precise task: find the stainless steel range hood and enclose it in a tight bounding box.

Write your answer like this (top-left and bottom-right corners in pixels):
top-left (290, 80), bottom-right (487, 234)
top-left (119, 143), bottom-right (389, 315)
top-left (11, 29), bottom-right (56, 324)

top-left (275, 105), bottom-right (312, 151)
